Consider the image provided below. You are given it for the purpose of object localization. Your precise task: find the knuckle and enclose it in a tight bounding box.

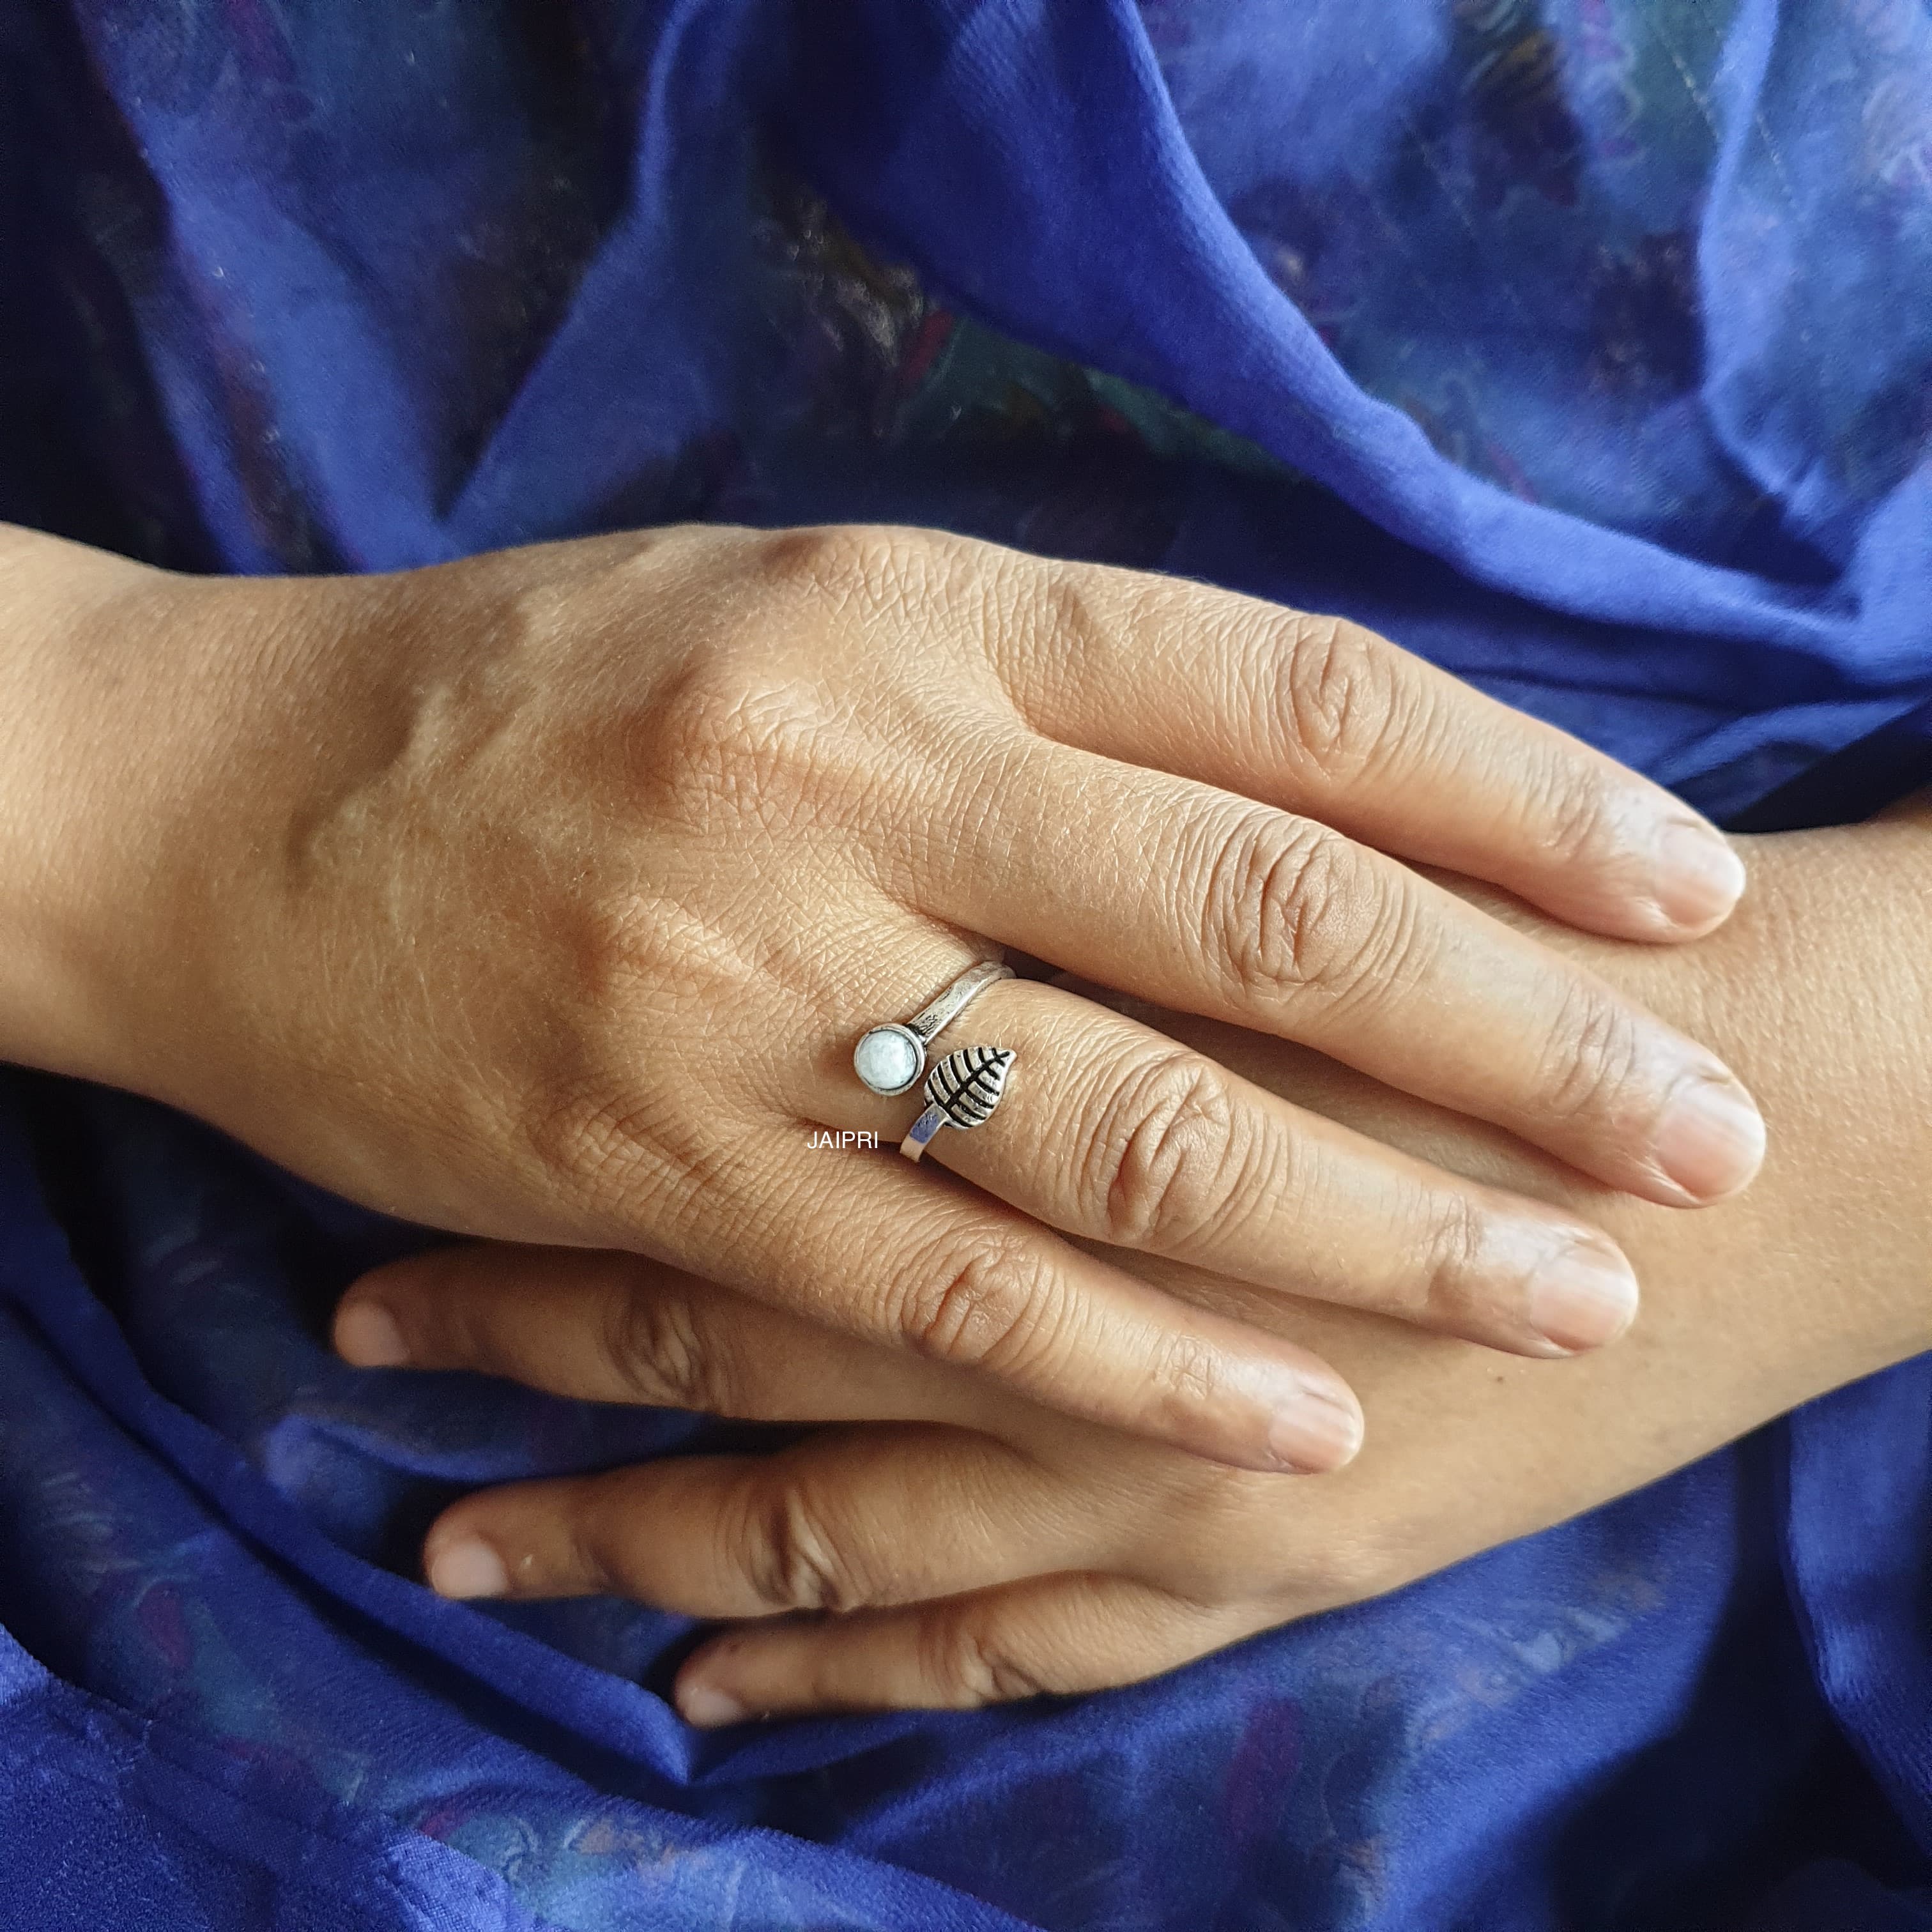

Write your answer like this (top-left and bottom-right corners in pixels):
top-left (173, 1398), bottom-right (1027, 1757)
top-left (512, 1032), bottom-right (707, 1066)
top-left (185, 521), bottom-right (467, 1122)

top-left (1147, 1327), bottom-right (1229, 1412)
top-left (1160, 1468), bottom-right (1287, 1594)
top-left (1009, 555), bottom-right (1114, 682)
top-left (1275, 613), bottom-right (1398, 776)
top-left (560, 1499), bottom-right (629, 1599)
top-left (1521, 754), bottom-right (1625, 874)
top-left (740, 1480), bottom-right (868, 1615)
top-left (892, 1230), bottom-right (1066, 1377)
top-left (636, 652), bottom-right (831, 837)
top-left (922, 1610), bottom-right (1052, 1707)
top-left (1409, 1189), bottom-right (1493, 1329)
top-left (1540, 977), bottom-right (1648, 1128)
top-left (1182, 1469), bottom-right (1392, 1608)
top-left (601, 1285), bottom-right (731, 1414)
top-left (523, 1086), bottom-right (655, 1193)
top-left (632, 527), bottom-right (999, 840)
top-left (1079, 1052), bottom-right (1245, 1251)
top-left (521, 1085), bottom-right (717, 1229)
top-left (753, 522), bottom-right (942, 625)
top-left (1203, 811), bottom-right (1384, 1007)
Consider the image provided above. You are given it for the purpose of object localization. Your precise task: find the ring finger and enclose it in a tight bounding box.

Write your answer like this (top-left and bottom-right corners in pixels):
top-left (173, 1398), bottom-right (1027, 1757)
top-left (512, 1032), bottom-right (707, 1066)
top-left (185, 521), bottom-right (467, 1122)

top-left (811, 970), bottom-right (1641, 1359)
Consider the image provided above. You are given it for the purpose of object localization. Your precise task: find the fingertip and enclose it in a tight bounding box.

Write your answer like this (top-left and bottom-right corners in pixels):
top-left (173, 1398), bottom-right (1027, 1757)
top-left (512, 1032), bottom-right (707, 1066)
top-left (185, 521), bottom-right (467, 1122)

top-left (334, 1296), bottom-right (411, 1368)
top-left (677, 1677), bottom-right (751, 1728)
top-left (1264, 1377), bottom-right (1366, 1474)
top-left (424, 1528), bottom-right (509, 1600)
top-left (1651, 820), bottom-right (1747, 934)
top-left (1545, 808), bottom-right (1747, 945)
top-left (1649, 1072), bottom-right (1767, 1203)
top-left (1526, 1238), bottom-right (1640, 1354)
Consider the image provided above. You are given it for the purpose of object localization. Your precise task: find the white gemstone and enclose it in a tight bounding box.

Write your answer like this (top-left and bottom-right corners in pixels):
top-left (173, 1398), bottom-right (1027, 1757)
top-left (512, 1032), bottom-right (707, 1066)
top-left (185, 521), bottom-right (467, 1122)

top-left (854, 1025), bottom-right (922, 1094)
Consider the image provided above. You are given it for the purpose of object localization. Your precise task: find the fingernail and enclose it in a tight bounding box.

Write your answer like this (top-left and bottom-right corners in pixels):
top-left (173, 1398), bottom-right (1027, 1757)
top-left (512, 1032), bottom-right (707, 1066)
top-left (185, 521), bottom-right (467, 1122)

top-left (680, 1681), bottom-right (749, 1728)
top-left (426, 1535), bottom-right (509, 1600)
top-left (336, 1300), bottom-right (411, 1368)
top-left (1528, 1239), bottom-right (1639, 1353)
top-left (1653, 820), bottom-right (1747, 930)
top-left (1652, 1073), bottom-right (1767, 1200)
top-left (1266, 1381), bottom-right (1365, 1473)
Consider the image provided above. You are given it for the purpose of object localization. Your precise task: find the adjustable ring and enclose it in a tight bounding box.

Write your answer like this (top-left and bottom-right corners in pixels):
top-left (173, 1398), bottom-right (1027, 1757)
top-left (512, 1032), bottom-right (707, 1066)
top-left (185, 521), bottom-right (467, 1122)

top-left (900, 1045), bottom-right (1018, 1162)
top-left (852, 960), bottom-right (1015, 1096)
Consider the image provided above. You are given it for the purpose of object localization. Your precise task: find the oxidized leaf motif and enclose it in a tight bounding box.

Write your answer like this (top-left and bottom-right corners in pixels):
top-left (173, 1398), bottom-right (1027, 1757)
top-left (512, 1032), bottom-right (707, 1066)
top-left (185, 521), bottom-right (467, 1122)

top-left (923, 1045), bottom-right (1015, 1130)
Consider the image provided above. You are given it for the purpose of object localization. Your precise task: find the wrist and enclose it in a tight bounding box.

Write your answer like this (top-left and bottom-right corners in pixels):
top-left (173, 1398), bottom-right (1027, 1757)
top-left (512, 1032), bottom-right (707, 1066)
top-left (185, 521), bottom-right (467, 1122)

top-left (1491, 817), bottom-right (1932, 1410)
top-left (0, 526), bottom-right (326, 1107)
top-left (1724, 816), bottom-right (1932, 1370)
top-left (0, 525), bottom-right (174, 1084)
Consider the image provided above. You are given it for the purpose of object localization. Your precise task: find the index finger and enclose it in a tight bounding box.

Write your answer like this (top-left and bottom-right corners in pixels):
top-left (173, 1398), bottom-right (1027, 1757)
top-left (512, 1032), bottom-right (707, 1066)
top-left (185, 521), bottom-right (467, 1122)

top-left (982, 549), bottom-right (1745, 942)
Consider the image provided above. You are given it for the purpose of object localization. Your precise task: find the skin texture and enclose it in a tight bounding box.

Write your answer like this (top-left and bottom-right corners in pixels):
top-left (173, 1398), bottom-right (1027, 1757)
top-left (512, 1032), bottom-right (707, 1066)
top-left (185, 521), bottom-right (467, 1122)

top-left (0, 519), bottom-right (1763, 1478)
top-left (335, 804), bottom-right (1932, 1719)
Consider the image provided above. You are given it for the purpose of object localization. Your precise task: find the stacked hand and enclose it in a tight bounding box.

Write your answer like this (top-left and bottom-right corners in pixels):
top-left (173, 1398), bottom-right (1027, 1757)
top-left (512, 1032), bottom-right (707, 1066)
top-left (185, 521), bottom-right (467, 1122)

top-left (337, 806), bottom-right (1932, 1721)
top-left (4, 520), bottom-right (1761, 1459)
top-left (0, 516), bottom-right (1835, 1721)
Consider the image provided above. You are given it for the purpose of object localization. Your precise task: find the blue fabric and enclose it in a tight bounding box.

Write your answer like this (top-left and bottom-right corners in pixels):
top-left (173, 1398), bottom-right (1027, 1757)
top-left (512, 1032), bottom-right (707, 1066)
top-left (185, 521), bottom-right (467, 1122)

top-left (1, 1), bottom-right (1930, 1926)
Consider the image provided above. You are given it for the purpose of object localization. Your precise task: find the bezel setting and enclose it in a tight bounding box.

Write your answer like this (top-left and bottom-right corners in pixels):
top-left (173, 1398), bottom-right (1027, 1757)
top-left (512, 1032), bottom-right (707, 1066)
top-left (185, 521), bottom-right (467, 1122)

top-left (852, 1022), bottom-right (926, 1095)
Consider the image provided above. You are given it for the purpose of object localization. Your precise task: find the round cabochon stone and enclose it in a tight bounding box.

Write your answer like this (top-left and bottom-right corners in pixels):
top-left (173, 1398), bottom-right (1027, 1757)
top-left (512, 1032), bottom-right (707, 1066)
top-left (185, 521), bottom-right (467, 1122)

top-left (854, 1025), bottom-right (923, 1094)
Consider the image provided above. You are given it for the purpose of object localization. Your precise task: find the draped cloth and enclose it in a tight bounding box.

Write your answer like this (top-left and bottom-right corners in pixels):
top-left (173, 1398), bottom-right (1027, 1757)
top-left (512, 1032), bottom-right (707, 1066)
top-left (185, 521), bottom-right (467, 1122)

top-left (2, 3), bottom-right (1930, 1924)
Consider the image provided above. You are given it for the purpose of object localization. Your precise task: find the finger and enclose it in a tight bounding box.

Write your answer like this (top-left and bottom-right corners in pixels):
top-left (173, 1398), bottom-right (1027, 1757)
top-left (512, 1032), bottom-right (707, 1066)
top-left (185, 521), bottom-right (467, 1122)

top-left (808, 975), bottom-right (1641, 1358)
top-left (675, 1574), bottom-right (1255, 1721)
top-left (930, 746), bottom-right (1764, 1207)
top-left (983, 553), bottom-right (1745, 940)
top-left (691, 1134), bottom-right (1365, 1475)
top-left (334, 1244), bottom-right (966, 1425)
top-left (341, 1155), bottom-right (1368, 1477)
top-left (413, 1425), bottom-right (1099, 1617)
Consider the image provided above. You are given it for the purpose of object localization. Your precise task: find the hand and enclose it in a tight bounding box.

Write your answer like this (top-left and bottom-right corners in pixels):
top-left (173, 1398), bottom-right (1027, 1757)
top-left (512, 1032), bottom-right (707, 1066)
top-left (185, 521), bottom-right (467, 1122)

top-left (3, 519), bottom-right (1761, 1474)
top-left (333, 804), bottom-right (1932, 1718)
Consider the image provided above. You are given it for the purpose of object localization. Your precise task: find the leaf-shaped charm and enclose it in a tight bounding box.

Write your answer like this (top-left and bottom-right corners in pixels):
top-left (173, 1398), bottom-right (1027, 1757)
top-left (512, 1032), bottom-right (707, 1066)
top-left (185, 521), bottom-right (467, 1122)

top-left (923, 1044), bottom-right (1015, 1130)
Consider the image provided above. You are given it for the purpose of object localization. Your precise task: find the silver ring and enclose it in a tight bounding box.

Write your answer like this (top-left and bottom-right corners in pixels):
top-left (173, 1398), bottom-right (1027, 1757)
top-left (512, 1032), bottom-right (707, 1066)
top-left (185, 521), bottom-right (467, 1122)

top-left (901, 1045), bottom-right (1017, 1162)
top-left (852, 960), bottom-right (1015, 1096)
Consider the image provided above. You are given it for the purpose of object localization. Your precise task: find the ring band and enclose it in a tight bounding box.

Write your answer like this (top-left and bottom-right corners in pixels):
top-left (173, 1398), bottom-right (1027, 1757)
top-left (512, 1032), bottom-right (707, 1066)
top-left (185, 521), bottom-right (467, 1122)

top-left (901, 1045), bottom-right (1017, 1162)
top-left (852, 960), bottom-right (1015, 1096)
